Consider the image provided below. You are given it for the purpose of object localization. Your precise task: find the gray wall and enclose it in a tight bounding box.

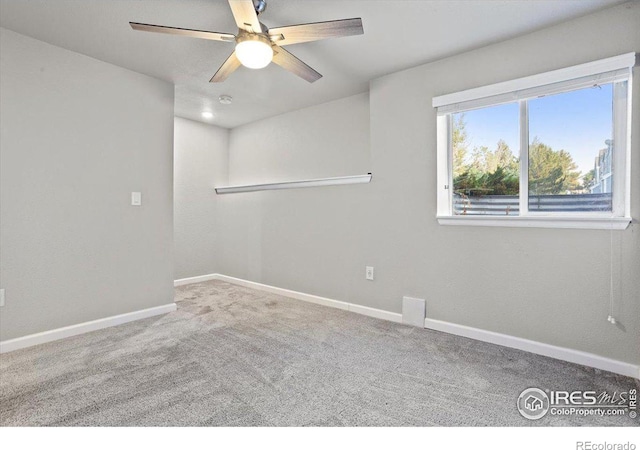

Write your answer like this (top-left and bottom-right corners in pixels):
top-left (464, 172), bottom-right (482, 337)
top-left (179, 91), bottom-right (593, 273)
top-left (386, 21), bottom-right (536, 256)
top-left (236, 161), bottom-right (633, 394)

top-left (228, 93), bottom-right (371, 185)
top-left (0, 29), bottom-right (175, 340)
top-left (212, 3), bottom-right (640, 365)
top-left (218, 93), bottom-right (371, 296)
top-left (174, 117), bottom-right (229, 280)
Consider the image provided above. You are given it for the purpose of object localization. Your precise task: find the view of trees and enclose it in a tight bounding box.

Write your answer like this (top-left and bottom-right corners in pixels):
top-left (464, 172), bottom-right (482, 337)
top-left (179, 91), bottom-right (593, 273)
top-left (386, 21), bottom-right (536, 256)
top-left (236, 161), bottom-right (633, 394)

top-left (528, 138), bottom-right (582, 194)
top-left (452, 114), bottom-right (586, 196)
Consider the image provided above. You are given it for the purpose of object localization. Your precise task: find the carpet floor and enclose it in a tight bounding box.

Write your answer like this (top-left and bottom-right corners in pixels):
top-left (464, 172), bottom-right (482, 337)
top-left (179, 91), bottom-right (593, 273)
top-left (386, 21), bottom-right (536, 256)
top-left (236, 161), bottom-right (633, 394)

top-left (1, 280), bottom-right (637, 426)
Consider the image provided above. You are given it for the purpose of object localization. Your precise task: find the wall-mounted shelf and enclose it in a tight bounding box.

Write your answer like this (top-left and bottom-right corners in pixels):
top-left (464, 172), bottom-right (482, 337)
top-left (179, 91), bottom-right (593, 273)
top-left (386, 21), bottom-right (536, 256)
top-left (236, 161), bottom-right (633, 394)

top-left (215, 173), bottom-right (372, 195)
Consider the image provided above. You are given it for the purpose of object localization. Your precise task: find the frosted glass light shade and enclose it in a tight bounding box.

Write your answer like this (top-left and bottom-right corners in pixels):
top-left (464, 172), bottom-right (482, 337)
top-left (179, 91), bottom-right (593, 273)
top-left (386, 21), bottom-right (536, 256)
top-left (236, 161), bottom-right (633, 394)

top-left (236, 40), bottom-right (273, 69)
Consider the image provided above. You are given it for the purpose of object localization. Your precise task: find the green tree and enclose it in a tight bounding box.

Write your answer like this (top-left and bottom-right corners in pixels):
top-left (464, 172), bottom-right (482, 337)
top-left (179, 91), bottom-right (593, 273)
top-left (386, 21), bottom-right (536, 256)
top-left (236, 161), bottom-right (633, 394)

top-left (582, 169), bottom-right (596, 191)
top-left (454, 134), bottom-right (519, 196)
top-left (484, 166), bottom-right (519, 195)
top-left (494, 139), bottom-right (519, 174)
top-left (454, 165), bottom-right (519, 196)
top-left (528, 138), bottom-right (582, 194)
top-left (452, 126), bottom-right (582, 197)
top-left (452, 114), bottom-right (470, 178)
top-left (469, 145), bottom-right (492, 173)
top-left (469, 140), bottom-right (518, 174)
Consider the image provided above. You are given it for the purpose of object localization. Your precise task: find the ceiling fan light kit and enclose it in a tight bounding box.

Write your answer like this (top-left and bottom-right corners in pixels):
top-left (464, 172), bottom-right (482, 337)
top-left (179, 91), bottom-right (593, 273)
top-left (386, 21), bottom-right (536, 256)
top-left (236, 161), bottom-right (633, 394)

top-left (129, 0), bottom-right (364, 83)
top-left (235, 32), bottom-right (273, 69)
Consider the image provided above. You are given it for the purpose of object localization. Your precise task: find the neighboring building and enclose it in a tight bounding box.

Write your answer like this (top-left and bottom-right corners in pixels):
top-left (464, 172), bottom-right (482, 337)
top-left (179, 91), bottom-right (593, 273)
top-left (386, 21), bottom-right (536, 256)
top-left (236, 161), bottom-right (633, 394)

top-left (590, 140), bottom-right (613, 194)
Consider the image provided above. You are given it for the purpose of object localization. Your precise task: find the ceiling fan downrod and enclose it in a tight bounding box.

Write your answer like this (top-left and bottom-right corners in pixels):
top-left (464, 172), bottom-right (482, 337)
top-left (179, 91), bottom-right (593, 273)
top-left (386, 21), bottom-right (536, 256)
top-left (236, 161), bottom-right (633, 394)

top-left (253, 0), bottom-right (267, 15)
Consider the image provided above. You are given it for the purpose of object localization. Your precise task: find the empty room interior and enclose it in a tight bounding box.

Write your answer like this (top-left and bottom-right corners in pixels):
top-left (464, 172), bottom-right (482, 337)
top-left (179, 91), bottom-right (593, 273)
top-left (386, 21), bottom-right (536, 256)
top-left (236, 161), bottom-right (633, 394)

top-left (1, 0), bottom-right (640, 433)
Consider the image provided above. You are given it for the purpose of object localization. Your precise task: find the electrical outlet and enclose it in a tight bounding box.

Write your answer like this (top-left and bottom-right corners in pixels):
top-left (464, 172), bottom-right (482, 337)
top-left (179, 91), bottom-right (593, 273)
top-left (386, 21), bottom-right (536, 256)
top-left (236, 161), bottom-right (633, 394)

top-left (366, 266), bottom-right (374, 281)
top-left (0, 289), bottom-right (5, 307)
top-left (131, 192), bottom-right (142, 206)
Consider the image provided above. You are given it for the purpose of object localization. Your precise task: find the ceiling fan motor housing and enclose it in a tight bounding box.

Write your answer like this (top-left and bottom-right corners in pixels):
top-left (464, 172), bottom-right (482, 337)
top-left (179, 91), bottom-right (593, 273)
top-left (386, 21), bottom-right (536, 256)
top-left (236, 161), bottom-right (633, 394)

top-left (236, 29), bottom-right (271, 46)
top-left (253, 0), bottom-right (267, 15)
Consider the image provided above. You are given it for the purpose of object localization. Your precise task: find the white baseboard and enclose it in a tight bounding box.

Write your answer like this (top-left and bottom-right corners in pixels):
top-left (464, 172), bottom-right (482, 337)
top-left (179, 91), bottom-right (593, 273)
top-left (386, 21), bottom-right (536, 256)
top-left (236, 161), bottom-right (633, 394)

top-left (348, 303), bottom-right (402, 323)
top-left (175, 273), bottom-right (639, 379)
top-left (0, 303), bottom-right (177, 354)
top-left (424, 318), bottom-right (640, 380)
top-left (174, 273), bottom-right (219, 286)
top-left (176, 273), bottom-right (402, 324)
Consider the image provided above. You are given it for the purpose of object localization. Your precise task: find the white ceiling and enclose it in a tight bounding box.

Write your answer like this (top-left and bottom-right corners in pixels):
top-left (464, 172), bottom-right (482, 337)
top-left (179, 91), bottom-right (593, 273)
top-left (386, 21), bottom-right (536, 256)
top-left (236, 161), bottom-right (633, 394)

top-left (0, 0), bottom-right (625, 128)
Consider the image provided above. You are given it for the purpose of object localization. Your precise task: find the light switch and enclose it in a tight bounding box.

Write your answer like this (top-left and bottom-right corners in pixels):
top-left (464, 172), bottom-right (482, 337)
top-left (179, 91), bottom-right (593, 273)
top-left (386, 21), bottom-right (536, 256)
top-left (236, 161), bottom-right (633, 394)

top-left (131, 192), bottom-right (142, 206)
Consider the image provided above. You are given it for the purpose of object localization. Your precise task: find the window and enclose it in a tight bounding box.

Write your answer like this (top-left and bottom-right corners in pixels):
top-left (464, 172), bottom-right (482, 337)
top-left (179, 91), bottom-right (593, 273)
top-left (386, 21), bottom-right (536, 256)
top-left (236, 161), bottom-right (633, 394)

top-left (434, 53), bottom-right (635, 229)
top-left (451, 103), bottom-right (520, 216)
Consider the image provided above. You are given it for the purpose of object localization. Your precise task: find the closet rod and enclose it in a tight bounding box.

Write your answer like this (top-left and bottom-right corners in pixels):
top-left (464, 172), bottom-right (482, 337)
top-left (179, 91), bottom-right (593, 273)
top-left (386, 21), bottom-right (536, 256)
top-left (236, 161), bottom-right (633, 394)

top-left (215, 173), bottom-right (372, 194)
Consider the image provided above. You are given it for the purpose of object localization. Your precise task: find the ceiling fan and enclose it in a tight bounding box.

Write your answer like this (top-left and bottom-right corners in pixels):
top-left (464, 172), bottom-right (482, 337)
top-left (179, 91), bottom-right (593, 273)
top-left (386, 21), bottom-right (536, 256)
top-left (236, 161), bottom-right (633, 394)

top-left (130, 0), bottom-right (364, 83)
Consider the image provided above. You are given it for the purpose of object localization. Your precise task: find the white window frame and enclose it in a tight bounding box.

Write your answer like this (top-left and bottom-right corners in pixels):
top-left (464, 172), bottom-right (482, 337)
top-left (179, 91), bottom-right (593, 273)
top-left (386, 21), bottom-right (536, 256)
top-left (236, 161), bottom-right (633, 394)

top-left (433, 53), bottom-right (635, 230)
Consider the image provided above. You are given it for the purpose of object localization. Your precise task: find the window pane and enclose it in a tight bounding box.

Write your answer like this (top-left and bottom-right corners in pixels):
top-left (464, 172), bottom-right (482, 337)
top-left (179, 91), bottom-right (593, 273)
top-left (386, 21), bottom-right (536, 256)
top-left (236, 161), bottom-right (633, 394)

top-left (528, 84), bottom-right (613, 213)
top-left (452, 103), bottom-right (519, 215)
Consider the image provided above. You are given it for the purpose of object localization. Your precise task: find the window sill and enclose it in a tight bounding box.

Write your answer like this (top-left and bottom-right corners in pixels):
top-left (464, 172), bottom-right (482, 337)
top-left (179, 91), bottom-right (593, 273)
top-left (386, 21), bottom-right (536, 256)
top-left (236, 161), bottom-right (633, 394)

top-left (437, 216), bottom-right (632, 230)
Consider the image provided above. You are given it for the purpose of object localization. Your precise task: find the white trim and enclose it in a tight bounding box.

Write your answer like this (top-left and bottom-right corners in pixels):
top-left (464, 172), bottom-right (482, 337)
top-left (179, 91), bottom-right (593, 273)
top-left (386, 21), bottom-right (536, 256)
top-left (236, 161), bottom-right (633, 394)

top-left (519, 100), bottom-right (529, 215)
top-left (349, 303), bottom-right (401, 323)
top-left (433, 53), bottom-right (636, 108)
top-left (615, 74), bottom-right (633, 218)
top-left (437, 215), bottom-right (631, 230)
top-left (176, 273), bottom-right (402, 324)
top-left (174, 273), bottom-right (219, 286)
top-left (424, 318), bottom-right (640, 380)
top-left (178, 274), bottom-right (638, 378)
top-left (215, 274), bottom-right (403, 323)
top-left (214, 274), bottom-right (351, 311)
top-left (625, 72), bottom-right (633, 216)
top-left (436, 115), bottom-right (452, 216)
top-left (0, 303), bottom-right (177, 354)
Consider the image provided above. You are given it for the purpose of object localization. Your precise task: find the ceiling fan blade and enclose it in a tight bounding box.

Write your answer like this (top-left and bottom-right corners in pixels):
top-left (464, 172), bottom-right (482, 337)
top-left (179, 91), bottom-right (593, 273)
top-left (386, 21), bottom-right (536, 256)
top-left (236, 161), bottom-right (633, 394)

top-left (269, 18), bottom-right (363, 46)
top-left (228, 0), bottom-right (262, 33)
top-left (271, 47), bottom-right (322, 83)
top-left (210, 51), bottom-right (242, 83)
top-left (129, 22), bottom-right (235, 42)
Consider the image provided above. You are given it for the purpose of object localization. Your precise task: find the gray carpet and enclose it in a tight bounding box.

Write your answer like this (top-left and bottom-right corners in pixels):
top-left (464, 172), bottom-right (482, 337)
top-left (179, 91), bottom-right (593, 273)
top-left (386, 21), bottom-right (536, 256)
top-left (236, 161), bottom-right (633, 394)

top-left (1, 280), bottom-right (637, 426)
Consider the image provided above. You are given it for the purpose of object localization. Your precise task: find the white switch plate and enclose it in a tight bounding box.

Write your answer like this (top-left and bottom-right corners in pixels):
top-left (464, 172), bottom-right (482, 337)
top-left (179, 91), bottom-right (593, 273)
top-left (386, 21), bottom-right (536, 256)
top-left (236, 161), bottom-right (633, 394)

top-left (0, 289), bottom-right (5, 307)
top-left (131, 192), bottom-right (142, 206)
top-left (365, 266), bottom-right (374, 280)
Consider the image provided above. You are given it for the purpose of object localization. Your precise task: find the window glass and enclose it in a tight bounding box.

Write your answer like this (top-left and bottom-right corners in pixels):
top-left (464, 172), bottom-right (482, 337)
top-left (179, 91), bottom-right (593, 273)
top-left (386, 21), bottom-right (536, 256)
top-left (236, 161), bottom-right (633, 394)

top-left (452, 103), bottom-right (519, 215)
top-left (528, 85), bottom-right (613, 213)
